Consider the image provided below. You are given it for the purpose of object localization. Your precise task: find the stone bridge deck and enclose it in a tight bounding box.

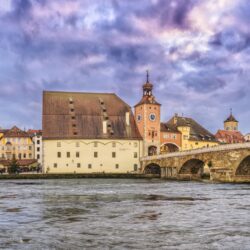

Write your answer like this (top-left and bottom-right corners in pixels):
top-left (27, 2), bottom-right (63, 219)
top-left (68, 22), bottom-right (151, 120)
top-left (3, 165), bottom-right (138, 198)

top-left (141, 143), bottom-right (250, 183)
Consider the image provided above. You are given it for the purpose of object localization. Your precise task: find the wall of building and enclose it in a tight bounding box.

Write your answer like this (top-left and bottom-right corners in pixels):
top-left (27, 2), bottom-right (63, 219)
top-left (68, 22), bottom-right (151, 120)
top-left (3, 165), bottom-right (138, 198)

top-left (0, 137), bottom-right (34, 160)
top-left (33, 135), bottom-right (42, 165)
top-left (224, 121), bottom-right (238, 131)
top-left (160, 132), bottom-right (182, 148)
top-left (43, 139), bottom-right (143, 174)
top-left (135, 104), bottom-right (161, 156)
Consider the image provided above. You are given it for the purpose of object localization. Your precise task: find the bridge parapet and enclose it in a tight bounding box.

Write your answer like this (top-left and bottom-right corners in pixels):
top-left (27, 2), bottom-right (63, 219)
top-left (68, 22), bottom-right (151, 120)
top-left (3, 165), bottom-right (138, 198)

top-left (141, 142), bottom-right (250, 161)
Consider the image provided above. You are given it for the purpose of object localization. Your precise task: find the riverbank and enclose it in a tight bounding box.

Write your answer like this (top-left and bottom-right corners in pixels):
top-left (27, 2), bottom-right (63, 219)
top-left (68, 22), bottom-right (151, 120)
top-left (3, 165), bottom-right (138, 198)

top-left (0, 173), bottom-right (160, 180)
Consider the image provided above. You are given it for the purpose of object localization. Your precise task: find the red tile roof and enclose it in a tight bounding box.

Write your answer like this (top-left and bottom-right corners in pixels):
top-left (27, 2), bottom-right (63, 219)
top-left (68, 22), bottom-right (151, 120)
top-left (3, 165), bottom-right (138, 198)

top-left (4, 126), bottom-right (30, 138)
top-left (215, 130), bottom-right (245, 144)
top-left (43, 91), bottom-right (142, 140)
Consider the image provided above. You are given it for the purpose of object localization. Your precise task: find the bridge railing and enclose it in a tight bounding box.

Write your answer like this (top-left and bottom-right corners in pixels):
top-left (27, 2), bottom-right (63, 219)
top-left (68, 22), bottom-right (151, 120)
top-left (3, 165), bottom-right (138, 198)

top-left (141, 142), bottom-right (250, 161)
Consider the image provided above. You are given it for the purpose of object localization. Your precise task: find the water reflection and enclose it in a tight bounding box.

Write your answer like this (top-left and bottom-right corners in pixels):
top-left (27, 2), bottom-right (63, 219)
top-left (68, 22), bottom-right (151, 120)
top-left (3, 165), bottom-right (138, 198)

top-left (0, 179), bottom-right (249, 249)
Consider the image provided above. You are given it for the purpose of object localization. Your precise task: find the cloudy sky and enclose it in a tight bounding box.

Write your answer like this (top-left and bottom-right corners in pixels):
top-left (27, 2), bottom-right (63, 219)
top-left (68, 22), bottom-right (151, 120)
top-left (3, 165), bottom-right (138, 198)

top-left (0, 0), bottom-right (249, 133)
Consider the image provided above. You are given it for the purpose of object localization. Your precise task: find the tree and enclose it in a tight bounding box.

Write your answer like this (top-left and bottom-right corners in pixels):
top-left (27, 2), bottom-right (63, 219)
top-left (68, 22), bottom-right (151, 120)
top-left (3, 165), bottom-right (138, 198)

top-left (8, 156), bottom-right (20, 174)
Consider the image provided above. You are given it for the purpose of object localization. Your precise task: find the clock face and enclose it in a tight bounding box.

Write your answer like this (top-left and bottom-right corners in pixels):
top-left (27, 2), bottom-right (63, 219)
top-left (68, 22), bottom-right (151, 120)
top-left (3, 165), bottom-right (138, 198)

top-left (137, 114), bottom-right (142, 122)
top-left (149, 113), bottom-right (156, 121)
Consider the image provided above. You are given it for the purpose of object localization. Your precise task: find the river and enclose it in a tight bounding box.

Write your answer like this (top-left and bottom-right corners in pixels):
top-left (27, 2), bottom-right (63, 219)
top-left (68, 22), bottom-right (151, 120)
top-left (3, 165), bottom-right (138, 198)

top-left (0, 179), bottom-right (249, 250)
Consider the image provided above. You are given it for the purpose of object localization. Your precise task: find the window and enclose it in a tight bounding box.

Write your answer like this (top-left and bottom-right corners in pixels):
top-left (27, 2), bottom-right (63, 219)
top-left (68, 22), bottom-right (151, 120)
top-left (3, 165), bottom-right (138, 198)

top-left (183, 135), bottom-right (189, 140)
top-left (72, 124), bottom-right (76, 128)
top-left (112, 142), bottom-right (116, 148)
top-left (29, 153), bottom-right (32, 158)
top-left (76, 152), bottom-right (80, 158)
top-left (29, 146), bottom-right (32, 150)
top-left (71, 116), bottom-right (76, 120)
top-left (76, 142), bottom-right (80, 147)
top-left (70, 109), bottom-right (74, 112)
top-left (172, 134), bottom-right (177, 139)
top-left (57, 152), bottom-right (61, 158)
top-left (112, 152), bottom-right (116, 158)
top-left (73, 132), bottom-right (78, 135)
top-left (23, 153), bottom-right (26, 159)
top-left (88, 164), bottom-right (92, 169)
top-left (134, 152), bottom-right (138, 158)
top-left (57, 142), bottom-right (61, 147)
top-left (77, 163), bottom-right (81, 168)
top-left (37, 154), bottom-right (40, 159)
top-left (94, 152), bottom-right (98, 158)
top-left (37, 140), bottom-right (40, 145)
top-left (134, 164), bottom-right (138, 171)
top-left (67, 152), bottom-right (70, 158)
top-left (54, 163), bottom-right (57, 168)
top-left (37, 147), bottom-right (40, 152)
top-left (115, 164), bottom-right (119, 169)
top-left (163, 134), bottom-right (169, 139)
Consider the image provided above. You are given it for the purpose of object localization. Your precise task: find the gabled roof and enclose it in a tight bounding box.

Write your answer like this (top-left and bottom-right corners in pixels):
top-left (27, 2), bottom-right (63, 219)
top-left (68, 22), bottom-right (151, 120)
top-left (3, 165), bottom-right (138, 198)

top-left (4, 126), bottom-right (30, 138)
top-left (166, 115), bottom-right (217, 142)
top-left (43, 91), bottom-right (142, 140)
top-left (160, 123), bottom-right (180, 133)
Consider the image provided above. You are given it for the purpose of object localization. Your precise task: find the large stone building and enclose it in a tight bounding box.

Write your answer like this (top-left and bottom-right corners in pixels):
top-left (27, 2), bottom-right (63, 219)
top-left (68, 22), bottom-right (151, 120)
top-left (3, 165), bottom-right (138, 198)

top-left (42, 91), bottom-right (143, 174)
top-left (215, 112), bottom-right (245, 144)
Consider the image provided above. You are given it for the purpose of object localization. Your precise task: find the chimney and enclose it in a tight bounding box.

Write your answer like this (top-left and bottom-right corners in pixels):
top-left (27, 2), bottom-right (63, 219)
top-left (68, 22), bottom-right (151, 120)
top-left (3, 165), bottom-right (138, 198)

top-left (125, 112), bottom-right (130, 126)
top-left (174, 113), bottom-right (178, 125)
top-left (103, 121), bottom-right (107, 134)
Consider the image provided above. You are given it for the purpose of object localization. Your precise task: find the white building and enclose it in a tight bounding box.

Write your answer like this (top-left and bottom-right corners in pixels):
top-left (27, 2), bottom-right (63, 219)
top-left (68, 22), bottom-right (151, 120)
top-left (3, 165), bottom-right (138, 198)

top-left (27, 130), bottom-right (43, 165)
top-left (42, 91), bottom-right (143, 174)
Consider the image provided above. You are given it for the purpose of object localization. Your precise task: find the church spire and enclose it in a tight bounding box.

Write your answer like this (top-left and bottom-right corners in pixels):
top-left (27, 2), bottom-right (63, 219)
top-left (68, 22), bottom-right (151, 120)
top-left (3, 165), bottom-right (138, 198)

top-left (143, 70), bottom-right (153, 96)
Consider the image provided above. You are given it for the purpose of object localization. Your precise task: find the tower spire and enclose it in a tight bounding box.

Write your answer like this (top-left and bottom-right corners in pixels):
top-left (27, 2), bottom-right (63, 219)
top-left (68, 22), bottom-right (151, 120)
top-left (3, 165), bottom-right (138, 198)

top-left (146, 70), bottom-right (149, 83)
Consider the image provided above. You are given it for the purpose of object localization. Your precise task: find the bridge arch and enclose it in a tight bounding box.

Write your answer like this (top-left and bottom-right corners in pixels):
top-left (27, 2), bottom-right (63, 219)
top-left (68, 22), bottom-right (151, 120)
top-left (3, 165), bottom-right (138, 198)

top-left (235, 155), bottom-right (250, 176)
top-left (179, 159), bottom-right (205, 176)
top-left (144, 163), bottom-right (161, 175)
top-left (160, 143), bottom-right (180, 154)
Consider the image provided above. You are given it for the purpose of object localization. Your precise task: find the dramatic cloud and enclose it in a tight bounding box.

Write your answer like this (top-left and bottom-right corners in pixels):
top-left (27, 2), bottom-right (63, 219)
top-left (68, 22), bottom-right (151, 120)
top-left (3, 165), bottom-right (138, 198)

top-left (0, 0), bottom-right (249, 134)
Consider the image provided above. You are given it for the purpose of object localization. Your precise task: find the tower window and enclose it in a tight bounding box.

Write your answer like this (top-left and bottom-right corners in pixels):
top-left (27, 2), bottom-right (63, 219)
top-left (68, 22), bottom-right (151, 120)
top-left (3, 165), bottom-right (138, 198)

top-left (76, 152), bottom-right (80, 158)
top-left (94, 152), bottom-right (98, 158)
top-left (112, 152), bottom-right (116, 158)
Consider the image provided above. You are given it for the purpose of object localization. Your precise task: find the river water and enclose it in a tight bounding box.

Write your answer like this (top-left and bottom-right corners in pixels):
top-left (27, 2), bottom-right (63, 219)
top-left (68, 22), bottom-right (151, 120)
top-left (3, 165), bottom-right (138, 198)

top-left (0, 179), bottom-right (249, 250)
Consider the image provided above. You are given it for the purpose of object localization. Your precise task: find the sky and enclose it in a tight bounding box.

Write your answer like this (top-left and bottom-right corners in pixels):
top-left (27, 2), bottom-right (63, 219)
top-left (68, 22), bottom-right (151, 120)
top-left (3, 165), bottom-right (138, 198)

top-left (0, 0), bottom-right (249, 133)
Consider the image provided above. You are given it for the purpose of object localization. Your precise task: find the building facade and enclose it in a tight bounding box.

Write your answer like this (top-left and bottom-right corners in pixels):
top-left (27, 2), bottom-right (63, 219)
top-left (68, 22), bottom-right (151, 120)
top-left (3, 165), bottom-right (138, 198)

top-left (245, 133), bottom-right (250, 142)
top-left (42, 91), bottom-right (143, 174)
top-left (27, 130), bottom-right (43, 165)
top-left (0, 126), bottom-right (34, 160)
top-left (215, 112), bottom-right (245, 144)
top-left (162, 114), bottom-right (218, 151)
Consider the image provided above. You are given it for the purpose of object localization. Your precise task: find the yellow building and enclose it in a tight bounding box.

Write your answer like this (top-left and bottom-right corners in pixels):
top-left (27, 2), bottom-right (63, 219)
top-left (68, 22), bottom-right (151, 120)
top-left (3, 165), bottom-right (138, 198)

top-left (42, 91), bottom-right (143, 174)
top-left (165, 115), bottom-right (219, 151)
top-left (0, 126), bottom-right (34, 160)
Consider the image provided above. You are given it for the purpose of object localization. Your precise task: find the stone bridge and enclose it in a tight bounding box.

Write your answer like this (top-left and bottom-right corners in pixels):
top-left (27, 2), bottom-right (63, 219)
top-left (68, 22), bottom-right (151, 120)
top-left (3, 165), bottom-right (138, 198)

top-left (140, 142), bottom-right (250, 183)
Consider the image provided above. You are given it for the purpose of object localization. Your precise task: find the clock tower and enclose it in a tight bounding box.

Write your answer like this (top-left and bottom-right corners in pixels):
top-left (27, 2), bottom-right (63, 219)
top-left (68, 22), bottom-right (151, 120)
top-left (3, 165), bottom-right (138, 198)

top-left (134, 71), bottom-right (161, 156)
